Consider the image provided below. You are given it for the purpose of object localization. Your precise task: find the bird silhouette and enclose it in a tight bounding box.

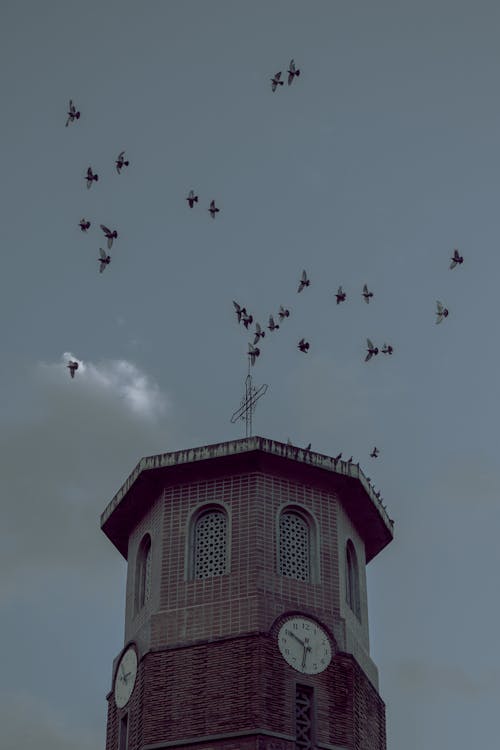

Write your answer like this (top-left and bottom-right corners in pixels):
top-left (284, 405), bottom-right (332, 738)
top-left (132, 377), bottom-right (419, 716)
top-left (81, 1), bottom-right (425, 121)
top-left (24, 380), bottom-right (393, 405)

top-left (253, 323), bottom-right (266, 344)
top-left (115, 151), bottom-right (129, 174)
top-left (186, 189), bottom-right (198, 208)
top-left (335, 286), bottom-right (346, 304)
top-left (334, 452), bottom-right (342, 462)
top-left (268, 315), bottom-right (279, 331)
top-left (85, 166), bottom-right (98, 189)
top-left (242, 312), bottom-right (253, 329)
top-left (450, 248), bottom-right (464, 269)
top-left (278, 305), bottom-right (290, 320)
top-left (67, 360), bottom-right (79, 378)
top-left (365, 338), bottom-right (379, 361)
top-left (298, 338), bottom-right (310, 353)
top-left (381, 343), bottom-right (393, 355)
top-left (287, 59), bottom-right (301, 85)
top-left (209, 200), bottom-right (220, 218)
top-left (233, 301), bottom-right (245, 323)
top-left (100, 224), bottom-right (118, 249)
top-left (298, 269), bottom-right (310, 292)
top-left (304, 442), bottom-right (311, 451)
top-left (248, 343), bottom-right (260, 366)
top-left (271, 71), bottom-right (284, 91)
top-left (98, 248), bottom-right (111, 273)
top-left (370, 446), bottom-right (379, 458)
top-left (436, 300), bottom-right (449, 324)
top-left (362, 284), bottom-right (373, 303)
top-left (79, 218), bottom-right (90, 232)
top-left (65, 99), bottom-right (80, 126)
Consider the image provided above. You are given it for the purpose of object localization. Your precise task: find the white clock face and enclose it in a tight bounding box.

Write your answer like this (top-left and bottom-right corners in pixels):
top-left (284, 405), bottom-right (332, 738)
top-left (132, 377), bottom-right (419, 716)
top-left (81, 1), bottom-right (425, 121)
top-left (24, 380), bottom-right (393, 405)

top-left (114, 646), bottom-right (138, 708)
top-left (278, 617), bottom-right (332, 674)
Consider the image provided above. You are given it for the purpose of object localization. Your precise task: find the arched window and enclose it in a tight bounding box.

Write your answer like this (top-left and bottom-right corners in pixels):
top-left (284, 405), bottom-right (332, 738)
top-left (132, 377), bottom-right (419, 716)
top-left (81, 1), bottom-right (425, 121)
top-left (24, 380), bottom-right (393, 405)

top-left (135, 534), bottom-right (152, 613)
top-left (193, 507), bottom-right (228, 579)
top-left (279, 509), bottom-right (311, 582)
top-left (346, 540), bottom-right (361, 620)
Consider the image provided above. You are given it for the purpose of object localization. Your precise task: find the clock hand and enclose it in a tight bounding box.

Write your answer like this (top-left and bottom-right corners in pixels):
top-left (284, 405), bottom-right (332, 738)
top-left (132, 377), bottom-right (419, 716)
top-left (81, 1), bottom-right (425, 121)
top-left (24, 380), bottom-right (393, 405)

top-left (286, 629), bottom-right (305, 647)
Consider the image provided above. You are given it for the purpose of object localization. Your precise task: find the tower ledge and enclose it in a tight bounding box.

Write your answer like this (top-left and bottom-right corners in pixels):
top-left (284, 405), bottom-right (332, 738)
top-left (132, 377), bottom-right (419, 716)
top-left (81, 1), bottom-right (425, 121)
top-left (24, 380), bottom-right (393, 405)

top-left (101, 436), bottom-right (393, 561)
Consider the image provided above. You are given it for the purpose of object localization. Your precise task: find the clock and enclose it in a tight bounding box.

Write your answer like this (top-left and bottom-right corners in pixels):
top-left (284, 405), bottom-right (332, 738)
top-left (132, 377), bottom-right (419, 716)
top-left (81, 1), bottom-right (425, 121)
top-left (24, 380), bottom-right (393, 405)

top-left (278, 616), bottom-right (332, 674)
top-left (114, 645), bottom-right (138, 708)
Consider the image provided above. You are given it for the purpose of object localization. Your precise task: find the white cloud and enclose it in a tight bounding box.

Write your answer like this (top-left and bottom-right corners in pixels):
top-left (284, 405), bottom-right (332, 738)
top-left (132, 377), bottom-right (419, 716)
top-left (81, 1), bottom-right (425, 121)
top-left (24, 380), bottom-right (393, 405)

top-left (0, 355), bottom-right (173, 593)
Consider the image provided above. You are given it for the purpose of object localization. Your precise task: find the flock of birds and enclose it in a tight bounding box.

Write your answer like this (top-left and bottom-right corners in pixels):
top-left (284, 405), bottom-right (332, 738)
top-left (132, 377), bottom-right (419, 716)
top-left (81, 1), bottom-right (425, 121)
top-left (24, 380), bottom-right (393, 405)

top-left (63, 65), bottom-right (465, 472)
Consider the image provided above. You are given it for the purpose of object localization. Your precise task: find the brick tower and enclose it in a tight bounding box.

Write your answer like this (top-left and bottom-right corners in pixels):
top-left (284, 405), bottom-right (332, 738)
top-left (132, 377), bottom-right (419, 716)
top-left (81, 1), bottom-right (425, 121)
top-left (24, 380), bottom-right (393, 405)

top-left (102, 436), bottom-right (393, 750)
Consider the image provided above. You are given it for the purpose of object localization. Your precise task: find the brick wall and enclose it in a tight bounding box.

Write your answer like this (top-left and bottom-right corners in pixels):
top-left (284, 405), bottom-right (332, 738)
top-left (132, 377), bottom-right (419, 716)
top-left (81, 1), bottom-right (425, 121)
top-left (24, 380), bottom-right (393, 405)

top-left (106, 464), bottom-right (386, 750)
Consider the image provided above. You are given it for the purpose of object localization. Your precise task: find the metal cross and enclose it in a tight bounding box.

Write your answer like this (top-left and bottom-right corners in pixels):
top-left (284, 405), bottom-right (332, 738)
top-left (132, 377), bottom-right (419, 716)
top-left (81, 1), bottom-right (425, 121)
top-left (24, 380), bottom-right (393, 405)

top-left (230, 365), bottom-right (268, 437)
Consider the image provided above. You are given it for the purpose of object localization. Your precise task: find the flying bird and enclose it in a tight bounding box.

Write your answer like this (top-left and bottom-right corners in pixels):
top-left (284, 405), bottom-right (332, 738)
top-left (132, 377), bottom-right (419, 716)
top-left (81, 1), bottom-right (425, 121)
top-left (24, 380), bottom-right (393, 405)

top-left (65, 99), bottom-right (80, 126)
top-left (298, 269), bottom-right (310, 292)
top-left (186, 189), bottom-right (198, 208)
top-left (370, 446), bottom-right (379, 458)
top-left (248, 343), bottom-right (260, 366)
top-left (278, 305), bottom-right (290, 320)
top-left (209, 200), bottom-right (220, 218)
top-left (335, 286), bottom-right (346, 304)
top-left (449, 248), bottom-right (464, 269)
top-left (85, 166), bottom-right (98, 188)
top-left (362, 284), bottom-right (373, 303)
top-left (233, 301), bottom-right (245, 323)
top-left (268, 315), bottom-right (279, 331)
top-left (271, 71), bottom-right (284, 91)
top-left (365, 338), bottom-right (379, 361)
top-left (253, 323), bottom-right (265, 344)
top-left (98, 247), bottom-right (111, 273)
top-left (381, 343), bottom-right (393, 355)
top-left (100, 224), bottom-right (118, 249)
top-left (242, 312), bottom-right (253, 329)
top-left (79, 218), bottom-right (90, 232)
top-left (67, 360), bottom-right (79, 378)
top-left (115, 151), bottom-right (129, 174)
top-left (287, 59), bottom-right (301, 85)
top-left (436, 300), bottom-right (449, 324)
top-left (298, 338), bottom-right (310, 353)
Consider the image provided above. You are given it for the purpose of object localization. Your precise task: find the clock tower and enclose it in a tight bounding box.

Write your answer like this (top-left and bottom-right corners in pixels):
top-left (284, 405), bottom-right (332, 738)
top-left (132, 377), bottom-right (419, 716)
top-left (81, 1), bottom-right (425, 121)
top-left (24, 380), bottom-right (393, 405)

top-left (101, 437), bottom-right (393, 750)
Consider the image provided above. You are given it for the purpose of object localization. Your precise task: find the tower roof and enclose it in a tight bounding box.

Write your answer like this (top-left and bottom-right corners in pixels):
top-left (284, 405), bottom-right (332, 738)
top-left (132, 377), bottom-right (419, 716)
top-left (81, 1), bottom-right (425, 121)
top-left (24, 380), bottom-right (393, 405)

top-left (101, 436), bottom-right (394, 561)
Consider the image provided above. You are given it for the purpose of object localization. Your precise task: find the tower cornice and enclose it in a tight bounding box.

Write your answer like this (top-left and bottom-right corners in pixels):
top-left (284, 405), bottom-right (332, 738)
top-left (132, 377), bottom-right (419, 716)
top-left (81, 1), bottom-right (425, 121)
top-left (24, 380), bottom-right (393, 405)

top-left (100, 436), bottom-right (393, 562)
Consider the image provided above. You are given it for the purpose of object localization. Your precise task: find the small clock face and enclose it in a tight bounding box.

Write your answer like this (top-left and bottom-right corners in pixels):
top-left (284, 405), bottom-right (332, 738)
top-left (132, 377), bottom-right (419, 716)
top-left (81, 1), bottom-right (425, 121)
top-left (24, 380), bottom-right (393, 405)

top-left (114, 646), bottom-right (138, 708)
top-left (278, 617), bottom-right (332, 674)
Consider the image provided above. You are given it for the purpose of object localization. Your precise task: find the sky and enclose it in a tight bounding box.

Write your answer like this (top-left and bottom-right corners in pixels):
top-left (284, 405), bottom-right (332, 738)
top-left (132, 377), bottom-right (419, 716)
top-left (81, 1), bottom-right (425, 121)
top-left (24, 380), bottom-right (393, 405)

top-left (1, 1), bottom-right (500, 748)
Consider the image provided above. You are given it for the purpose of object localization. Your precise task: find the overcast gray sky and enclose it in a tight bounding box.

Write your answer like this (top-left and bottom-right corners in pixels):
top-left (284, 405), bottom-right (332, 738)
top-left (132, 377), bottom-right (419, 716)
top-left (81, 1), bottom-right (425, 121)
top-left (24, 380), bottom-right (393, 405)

top-left (2, 1), bottom-right (500, 748)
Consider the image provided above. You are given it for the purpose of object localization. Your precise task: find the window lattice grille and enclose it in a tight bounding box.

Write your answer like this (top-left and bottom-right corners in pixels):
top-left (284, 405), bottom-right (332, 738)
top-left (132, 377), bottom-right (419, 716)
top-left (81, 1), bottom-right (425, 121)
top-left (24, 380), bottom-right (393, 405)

top-left (295, 685), bottom-right (313, 750)
top-left (194, 510), bottom-right (227, 579)
top-left (279, 512), bottom-right (310, 581)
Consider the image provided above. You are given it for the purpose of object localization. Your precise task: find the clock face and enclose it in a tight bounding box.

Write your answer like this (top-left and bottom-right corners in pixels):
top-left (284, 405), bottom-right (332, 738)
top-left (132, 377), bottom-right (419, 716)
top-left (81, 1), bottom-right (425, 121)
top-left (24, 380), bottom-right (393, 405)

top-left (278, 617), bottom-right (332, 674)
top-left (114, 646), bottom-right (138, 708)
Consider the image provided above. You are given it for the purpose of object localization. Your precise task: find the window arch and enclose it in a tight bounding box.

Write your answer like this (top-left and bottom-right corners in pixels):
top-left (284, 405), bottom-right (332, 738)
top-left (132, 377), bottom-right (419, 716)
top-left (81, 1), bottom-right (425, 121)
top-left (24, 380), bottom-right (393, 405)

top-left (135, 533), bottom-right (152, 613)
top-left (346, 539), bottom-right (361, 620)
top-left (278, 508), bottom-right (312, 582)
top-left (192, 505), bottom-right (228, 579)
